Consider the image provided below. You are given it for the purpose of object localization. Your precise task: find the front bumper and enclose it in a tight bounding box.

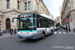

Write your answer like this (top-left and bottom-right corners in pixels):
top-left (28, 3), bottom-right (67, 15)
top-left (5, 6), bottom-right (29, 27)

top-left (18, 35), bottom-right (36, 39)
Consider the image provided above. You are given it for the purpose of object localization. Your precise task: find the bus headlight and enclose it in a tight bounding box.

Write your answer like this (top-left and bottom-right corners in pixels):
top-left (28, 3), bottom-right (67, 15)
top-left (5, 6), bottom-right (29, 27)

top-left (17, 32), bottom-right (21, 34)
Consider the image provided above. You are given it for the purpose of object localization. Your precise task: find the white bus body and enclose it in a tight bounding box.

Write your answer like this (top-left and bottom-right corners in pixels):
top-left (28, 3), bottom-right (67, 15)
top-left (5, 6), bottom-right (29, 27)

top-left (12, 13), bottom-right (54, 39)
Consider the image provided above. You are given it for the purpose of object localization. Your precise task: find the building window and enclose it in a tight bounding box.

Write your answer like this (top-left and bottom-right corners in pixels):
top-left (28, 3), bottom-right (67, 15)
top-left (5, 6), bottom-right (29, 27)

top-left (6, 18), bottom-right (10, 30)
top-left (74, 3), bottom-right (75, 7)
top-left (28, 1), bottom-right (31, 10)
top-left (25, 2), bottom-right (27, 10)
top-left (7, 0), bottom-right (10, 9)
top-left (36, 2), bottom-right (38, 11)
top-left (18, 1), bottom-right (20, 9)
top-left (68, 3), bottom-right (70, 7)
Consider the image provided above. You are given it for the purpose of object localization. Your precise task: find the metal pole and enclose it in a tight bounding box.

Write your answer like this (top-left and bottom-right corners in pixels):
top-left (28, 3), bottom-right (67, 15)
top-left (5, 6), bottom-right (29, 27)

top-left (68, 22), bottom-right (69, 32)
top-left (69, 22), bottom-right (71, 32)
top-left (67, 16), bottom-right (70, 32)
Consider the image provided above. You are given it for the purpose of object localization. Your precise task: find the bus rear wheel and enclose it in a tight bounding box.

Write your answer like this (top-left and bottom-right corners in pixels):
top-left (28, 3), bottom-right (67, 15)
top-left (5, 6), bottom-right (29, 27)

top-left (51, 30), bottom-right (54, 35)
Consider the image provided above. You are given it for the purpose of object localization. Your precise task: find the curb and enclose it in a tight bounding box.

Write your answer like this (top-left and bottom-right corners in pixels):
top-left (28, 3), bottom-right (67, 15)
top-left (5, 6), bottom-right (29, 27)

top-left (0, 35), bottom-right (17, 38)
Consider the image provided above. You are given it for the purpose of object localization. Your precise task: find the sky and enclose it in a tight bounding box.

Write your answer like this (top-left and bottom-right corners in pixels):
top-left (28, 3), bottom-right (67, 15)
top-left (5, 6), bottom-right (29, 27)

top-left (43, 0), bottom-right (64, 19)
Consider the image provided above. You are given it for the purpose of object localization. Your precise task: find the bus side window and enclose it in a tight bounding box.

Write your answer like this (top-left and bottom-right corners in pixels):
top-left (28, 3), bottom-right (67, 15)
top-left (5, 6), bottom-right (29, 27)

top-left (33, 20), bottom-right (35, 25)
top-left (37, 15), bottom-right (41, 28)
top-left (37, 18), bottom-right (39, 28)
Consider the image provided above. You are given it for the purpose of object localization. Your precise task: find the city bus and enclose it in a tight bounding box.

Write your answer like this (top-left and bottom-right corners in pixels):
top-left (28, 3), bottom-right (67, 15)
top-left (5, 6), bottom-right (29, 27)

top-left (54, 23), bottom-right (60, 31)
top-left (56, 23), bottom-right (60, 29)
top-left (12, 13), bottom-right (54, 39)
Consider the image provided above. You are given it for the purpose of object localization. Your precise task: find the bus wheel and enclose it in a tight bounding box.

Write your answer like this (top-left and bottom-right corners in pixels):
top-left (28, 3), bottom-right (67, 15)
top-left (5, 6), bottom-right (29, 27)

top-left (42, 33), bottom-right (45, 38)
top-left (51, 30), bottom-right (54, 35)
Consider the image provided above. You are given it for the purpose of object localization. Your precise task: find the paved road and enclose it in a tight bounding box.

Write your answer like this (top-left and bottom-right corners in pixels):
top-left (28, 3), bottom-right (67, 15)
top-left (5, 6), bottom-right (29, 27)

top-left (0, 28), bottom-right (75, 50)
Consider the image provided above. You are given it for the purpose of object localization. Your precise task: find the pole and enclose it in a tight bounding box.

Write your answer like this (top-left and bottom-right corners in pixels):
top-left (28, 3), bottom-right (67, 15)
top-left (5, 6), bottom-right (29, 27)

top-left (67, 16), bottom-right (70, 32)
top-left (68, 22), bottom-right (71, 32)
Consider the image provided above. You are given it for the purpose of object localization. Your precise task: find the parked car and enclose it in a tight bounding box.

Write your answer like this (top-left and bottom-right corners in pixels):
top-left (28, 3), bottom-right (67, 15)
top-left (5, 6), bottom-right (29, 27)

top-left (54, 26), bottom-right (60, 31)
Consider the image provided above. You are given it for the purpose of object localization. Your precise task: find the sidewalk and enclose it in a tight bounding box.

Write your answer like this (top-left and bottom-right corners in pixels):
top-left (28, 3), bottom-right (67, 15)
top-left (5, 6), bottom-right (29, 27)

top-left (0, 33), bottom-right (17, 38)
top-left (61, 27), bottom-right (75, 34)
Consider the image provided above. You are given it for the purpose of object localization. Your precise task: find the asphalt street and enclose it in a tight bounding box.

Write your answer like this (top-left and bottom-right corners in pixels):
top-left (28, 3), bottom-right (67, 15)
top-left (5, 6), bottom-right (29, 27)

top-left (0, 28), bottom-right (75, 50)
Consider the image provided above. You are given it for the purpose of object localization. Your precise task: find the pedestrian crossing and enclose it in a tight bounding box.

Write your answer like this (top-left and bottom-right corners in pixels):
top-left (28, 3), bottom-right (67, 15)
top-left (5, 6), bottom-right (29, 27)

top-left (54, 31), bottom-right (75, 35)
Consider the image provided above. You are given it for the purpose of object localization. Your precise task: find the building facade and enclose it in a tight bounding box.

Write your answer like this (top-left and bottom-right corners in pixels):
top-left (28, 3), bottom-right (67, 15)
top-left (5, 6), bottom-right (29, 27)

top-left (50, 14), bottom-right (54, 20)
top-left (0, 0), bottom-right (50, 31)
top-left (55, 16), bottom-right (61, 24)
top-left (61, 0), bottom-right (75, 30)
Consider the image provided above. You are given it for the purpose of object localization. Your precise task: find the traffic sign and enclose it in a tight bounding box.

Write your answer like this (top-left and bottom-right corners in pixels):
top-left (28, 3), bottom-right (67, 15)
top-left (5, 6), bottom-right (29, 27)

top-left (67, 19), bottom-right (70, 22)
top-left (0, 24), bottom-right (1, 26)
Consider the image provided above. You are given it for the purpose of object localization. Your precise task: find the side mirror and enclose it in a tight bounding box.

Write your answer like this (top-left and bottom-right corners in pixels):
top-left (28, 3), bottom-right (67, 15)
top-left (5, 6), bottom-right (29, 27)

top-left (12, 18), bottom-right (14, 22)
top-left (12, 17), bottom-right (19, 22)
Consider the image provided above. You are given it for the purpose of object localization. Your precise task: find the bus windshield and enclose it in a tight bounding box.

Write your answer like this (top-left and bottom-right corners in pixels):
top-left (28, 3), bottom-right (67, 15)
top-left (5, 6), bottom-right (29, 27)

top-left (19, 17), bottom-right (36, 30)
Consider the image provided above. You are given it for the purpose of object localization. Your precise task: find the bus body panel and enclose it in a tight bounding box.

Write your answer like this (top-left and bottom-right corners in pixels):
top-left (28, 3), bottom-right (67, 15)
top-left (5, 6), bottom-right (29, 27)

top-left (18, 32), bottom-right (42, 39)
top-left (18, 27), bottom-right (53, 39)
top-left (12, 13), bottom-right (54, 39)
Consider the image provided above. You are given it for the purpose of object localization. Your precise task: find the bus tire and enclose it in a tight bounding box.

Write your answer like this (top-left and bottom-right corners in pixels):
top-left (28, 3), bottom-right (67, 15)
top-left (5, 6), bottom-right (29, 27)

top-left (51, 30), bottom-right (54, 35)
top-left (42, 32), bottom-right (45, 38)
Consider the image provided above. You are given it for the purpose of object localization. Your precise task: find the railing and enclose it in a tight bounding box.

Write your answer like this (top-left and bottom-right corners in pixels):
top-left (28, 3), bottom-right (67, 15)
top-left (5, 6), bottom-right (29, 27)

top-left (3, 30), bottom-right (10, 33)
